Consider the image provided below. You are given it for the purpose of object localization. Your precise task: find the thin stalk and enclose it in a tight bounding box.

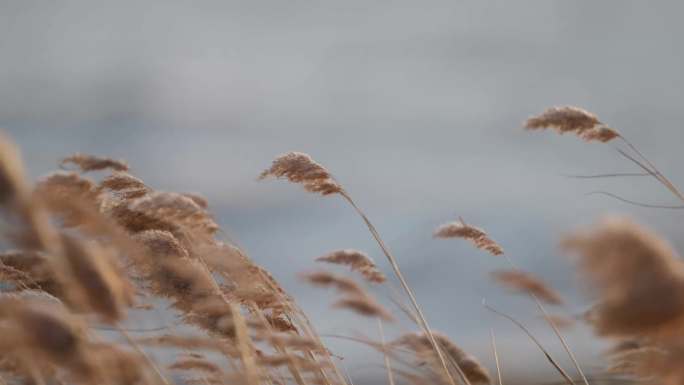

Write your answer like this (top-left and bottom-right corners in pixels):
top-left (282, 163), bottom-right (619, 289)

top-left (340, 360), bottom-right (356, 385)
top-left (586, 191), bottom-right (684, 209)
top-left (378, 318), bottom-right (396, 385)
top-left (616, 146), bottom-right (684, 204)
top-left (237, 246), bottom-right (344, 385)
top-left (116, 324), bottom-right (171, 385)
top-left (617, 135), bottom-right (684, 203)
top-left (231, 303), bottom-right (260, 385)
top-left (562, 172), bottom-right (650, 179)
top-left (247, 301), bottom-right (309, 385)
top-left (340, 192), bottom-right (468, 385)
top-left (489, 329), bottom-right (503, 385)
top-left (502, 254), bottom-right (589, 385)
top-left (159, 316), bottom-right (217, 385)
top-left (483, 301), bottom-right (574, 385)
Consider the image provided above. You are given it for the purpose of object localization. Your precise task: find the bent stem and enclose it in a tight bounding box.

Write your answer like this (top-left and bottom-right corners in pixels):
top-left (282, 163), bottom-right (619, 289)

top-left (504, 254), bottom-right (589, 385)
top-left (502, 254), bottom-right (589, 385)
top-left (586, 191), bottom-right (684, 209)
top-left (378, 318), bottom-right (396, 385)
top-left (617, 136), bottom-right (684, 203)
top-left (562, 172), bottom-right (650, 179)
top-left (489, 328), bottom-right (503, 385)
top-left (116, 324), bottom-right (172, 385)
top-left (340, 191), bottom-right (468, 385)
top-left (483, 301), bottom-right (574, 385)
top-left (231, 303), bottom-right (260, 385)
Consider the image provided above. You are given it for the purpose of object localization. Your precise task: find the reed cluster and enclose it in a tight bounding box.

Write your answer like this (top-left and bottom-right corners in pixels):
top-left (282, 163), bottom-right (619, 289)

top-left (0, 104), bottom-right (678, 385)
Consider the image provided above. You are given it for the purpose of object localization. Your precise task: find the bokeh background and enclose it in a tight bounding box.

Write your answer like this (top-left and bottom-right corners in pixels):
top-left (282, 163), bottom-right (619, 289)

top-left (2, 1), bottom-right (684, 383)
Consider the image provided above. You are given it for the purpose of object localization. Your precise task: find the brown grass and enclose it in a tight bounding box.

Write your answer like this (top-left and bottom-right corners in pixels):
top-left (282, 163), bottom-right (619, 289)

top-left (315, 249), bottom-right (386, 283)
top-left (0, 107), bottom-right (680, 385)
top-left (490, 269), bottom-right (564, 306)
top-left (524, 106), bottom-right (619, 142)
top-left (434, 218), bottom-right (504, 256)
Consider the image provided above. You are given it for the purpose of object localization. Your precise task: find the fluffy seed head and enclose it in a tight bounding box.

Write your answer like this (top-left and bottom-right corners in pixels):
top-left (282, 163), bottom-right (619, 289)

top-left (257, 333), bottom-right (322, 352)
top-left (301, 271), bottom-right (365, 297)
top-left (58, 236), bottom-right (135, 322)
top-left (169, 358), bottom-right (221, 373)
top-left (525, 106), bottom-right (602, 134)
top-left (542, 314), bottom-right (575, 330)
top-left (316, 249), bottom-right (385, 283)
top-left (61, 153), bottom-right (129, 172)
top-left (395, 332), bottom-right (491, 384)
top-left (182, 193), bottom-right (209, 209)
top-left (491, 269), bottom-right (564, 305)
top-left (525, 106), bottom-right (620, 142)
top-left (128, 191), bottom-right (219, 236)
top-left (0, 298), bottom-right (86, 368)
top-left (99, 171), bottom-right (149, 200)
top-left (259, 152), bottom-right (342, 195)
top-left (303, 271), bottom-right (391, 321)
top-left (580, 127), bottom-right (620, 142)
top-left (562, 216), bottom-right (684, 337)
top-left (0, 250), bottom-right (60, 294)
top-left (0, 132), bottom-right (29, 205)
top-left (36, 172), bottom-right (98, 200)
top-left (35, 172), bottom-right (102, 227)
top-left (434, 219), bottom-right (503, 256)
top-left (134, 229), bottom-right (190, 260)
top-left (333, 295), bottom-right (393, 321)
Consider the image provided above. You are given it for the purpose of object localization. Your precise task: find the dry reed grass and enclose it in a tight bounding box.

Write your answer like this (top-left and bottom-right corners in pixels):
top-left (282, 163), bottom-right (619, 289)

top-left (434, 218), bottom-right (503, 256)
top-left (524, 106), bottom-right (619, 143)
top-left (394, 332), bottom-right (491, 385)
top-left (491, 269), bottom-right (563, 306)
top-left (315, 249), bottom-right (386, 283)
top-left (0, 105), bottom-right (679, 385)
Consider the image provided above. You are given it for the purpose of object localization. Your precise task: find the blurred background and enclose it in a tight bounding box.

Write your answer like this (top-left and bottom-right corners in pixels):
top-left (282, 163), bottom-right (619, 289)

top-left (2, 1), bottom-right (684, 383)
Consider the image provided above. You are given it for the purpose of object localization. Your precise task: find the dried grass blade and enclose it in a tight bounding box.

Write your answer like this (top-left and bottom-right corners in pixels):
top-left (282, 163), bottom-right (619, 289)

top-left (377, 318), bottom-right (396, 385)
top-left (340, 192), bottom-right (467, 385)
top-left (490, 329), bottom-right (503, 385)
top-left (483, 301), bottom-right (574, 385)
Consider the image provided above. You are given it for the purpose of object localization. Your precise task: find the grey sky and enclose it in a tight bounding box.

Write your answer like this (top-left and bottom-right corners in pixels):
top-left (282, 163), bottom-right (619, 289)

top-left (2, 1), bottom-right (684, 382)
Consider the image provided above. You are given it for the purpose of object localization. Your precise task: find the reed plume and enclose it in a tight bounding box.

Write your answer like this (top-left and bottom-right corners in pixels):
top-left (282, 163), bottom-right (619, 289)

top-left (303, 270), bottom-right (393, 321)
top-left (525, 106), bottom-right (684, 208)
top-left (61, 153), bottom-right (129, 172)
top-left (562, 216), bottom-right (684, 338)
top-left (491, 269), bottom-right (563, 305)
top-left (259, 152), bottom-right (342, 195)
top-left (57, 235), bottom-right (135, 322)
top-left (541, 315), bottom-right (575, 330)
top-left (301, 271), bottom-right (365, 296)
top-left (332, 296), bottom-right (393, 322)
top-left (436, 216), bottom-right (586, 385)
top-left (434, 218), bottom-right (503, 256)
top-left (0, 132), bottom-right (30, 205)
top-left (0, 297), bottom-right (97, 382)
top-left (524, 106), bottom-right (619, 143)
top-left (315, 249), bottom-right (386, 283)
top-left (0, 134), bottom-right (347, 385)
top-left (261, 151), bottom-right (464, 385)
top-left (395, 332), bottom-right (491, 385)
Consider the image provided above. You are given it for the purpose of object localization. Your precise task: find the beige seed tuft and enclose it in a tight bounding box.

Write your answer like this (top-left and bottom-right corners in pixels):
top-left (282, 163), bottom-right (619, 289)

top-left (562, 216), bottom-right (684, 338)
top-left (259, 152), bottom-right (342, 195)
top-left (491, 269), bottom-right (564, 305)
top-left (525, 106), bottom-right (620, 143)
top-left (316, 249), bottom-right (386, 283)
top-left (61, 153), bottom-right (129, 172)
top-left (434, 218), bottom-right (503, 256)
